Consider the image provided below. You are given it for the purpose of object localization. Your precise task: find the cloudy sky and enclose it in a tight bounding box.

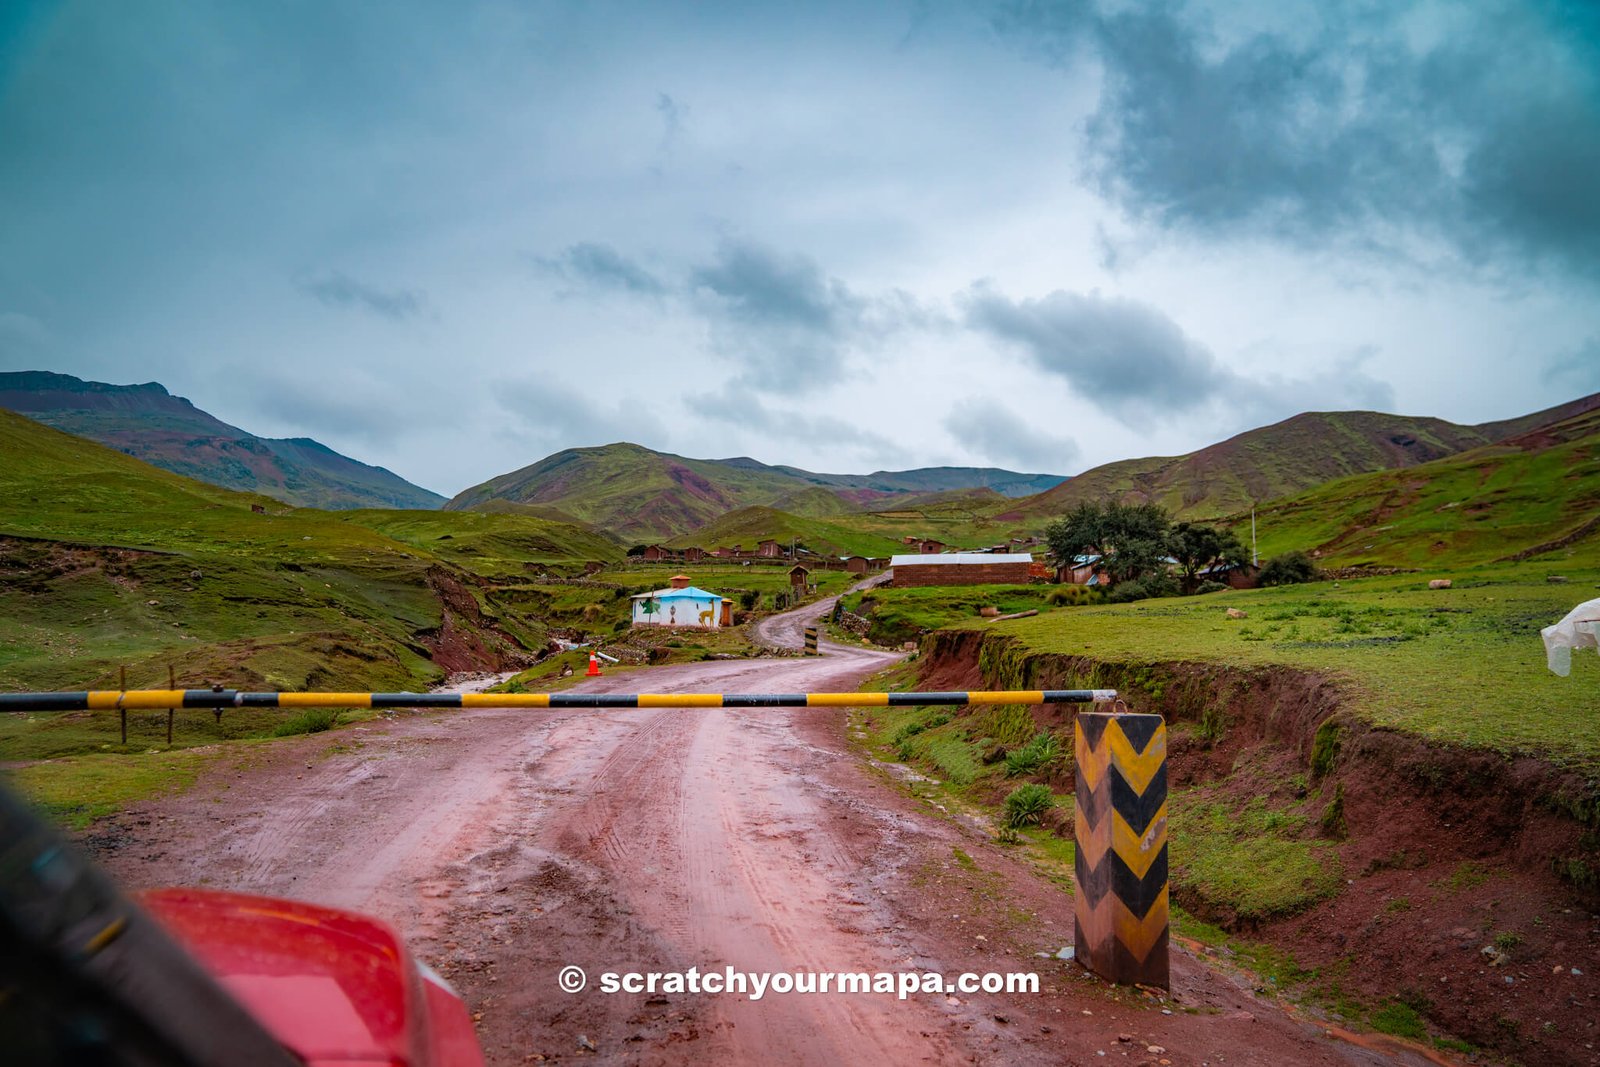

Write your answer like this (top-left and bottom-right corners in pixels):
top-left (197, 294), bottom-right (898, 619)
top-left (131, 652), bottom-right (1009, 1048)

top-left (2, 1), bottom-right (1597, 495)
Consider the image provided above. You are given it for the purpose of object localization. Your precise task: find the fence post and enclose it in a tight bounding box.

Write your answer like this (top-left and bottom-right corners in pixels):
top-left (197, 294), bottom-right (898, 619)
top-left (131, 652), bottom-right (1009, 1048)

top-left (119, 665), bottom-right (127, 747)
top-left (167, 665), bottom-right (175, 747)
top-left (1073, 708), bottom-right (1169, 989)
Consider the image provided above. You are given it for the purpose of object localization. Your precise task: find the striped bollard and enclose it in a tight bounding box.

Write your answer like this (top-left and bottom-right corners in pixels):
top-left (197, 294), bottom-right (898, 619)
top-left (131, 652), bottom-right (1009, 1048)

top-left (1074, 710), bottom-right (1169, 989)
top-left (803, 626), bottom-right (819, 655)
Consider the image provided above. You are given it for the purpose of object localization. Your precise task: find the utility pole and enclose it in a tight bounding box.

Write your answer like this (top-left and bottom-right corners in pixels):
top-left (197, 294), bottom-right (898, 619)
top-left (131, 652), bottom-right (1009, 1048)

top-left (1251, 506), bottom-right (1258, 567)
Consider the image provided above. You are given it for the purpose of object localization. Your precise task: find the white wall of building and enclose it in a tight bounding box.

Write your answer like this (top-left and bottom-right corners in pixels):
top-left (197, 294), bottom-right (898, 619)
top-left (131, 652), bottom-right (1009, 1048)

top-left (632, 594), bottom-right (721, 628)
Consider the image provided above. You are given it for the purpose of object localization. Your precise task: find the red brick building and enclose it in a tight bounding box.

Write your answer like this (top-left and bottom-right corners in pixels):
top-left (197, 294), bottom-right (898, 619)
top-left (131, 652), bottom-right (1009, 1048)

top-left (889, 553), bottom-right (1033, 587)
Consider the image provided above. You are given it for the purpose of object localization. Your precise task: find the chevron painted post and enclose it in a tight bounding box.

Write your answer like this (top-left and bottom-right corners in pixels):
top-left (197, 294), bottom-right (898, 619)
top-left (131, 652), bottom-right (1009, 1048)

top-left (1074, 710), bottom-right (1169, 989)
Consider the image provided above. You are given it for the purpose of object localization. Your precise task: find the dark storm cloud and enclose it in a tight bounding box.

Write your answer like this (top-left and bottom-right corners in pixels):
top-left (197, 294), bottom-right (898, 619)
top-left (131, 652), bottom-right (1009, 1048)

top-left (943, 397), bottom-right (1079, 472)
top-left (540, 242), bottom-right (668, 297)
top-left (995, 1), bottom-right (1600, 279)
top-left (691, 239), bottom-right (863, 340)
top-left (965, 284), bottom-right (1394, 423)
top-left (965, 285), bottom-right (1223, 415)
top-left (298, 272), bottom-right (424, 320)
top-left (689, 239), bottom-right (915, 392)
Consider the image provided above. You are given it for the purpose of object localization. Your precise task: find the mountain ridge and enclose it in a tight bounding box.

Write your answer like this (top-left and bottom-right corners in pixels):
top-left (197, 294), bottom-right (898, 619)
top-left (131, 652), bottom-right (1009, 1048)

top-left (0, 371), bottom-right (445, 511)
top-left (446, 441), bottom-right (1067, 541)
top-left (998, 393), bottom-right (1600, 524)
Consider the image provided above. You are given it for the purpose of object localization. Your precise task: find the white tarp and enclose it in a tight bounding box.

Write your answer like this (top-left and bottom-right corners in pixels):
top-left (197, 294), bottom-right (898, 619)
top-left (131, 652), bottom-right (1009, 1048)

top-left (1543, 597), bottom-right (1600, 676)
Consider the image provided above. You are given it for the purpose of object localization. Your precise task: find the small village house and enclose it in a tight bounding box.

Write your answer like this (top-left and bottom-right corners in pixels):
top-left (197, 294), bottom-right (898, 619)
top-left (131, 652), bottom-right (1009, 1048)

top-left (1197, 560), bottom-right (1261, 589)
top-left (758, 539), bottom-right (785, 558)
top-left (630, 574), bottom-right (727, 629)
top-left (1057, 553), bottom-right (1110, 587)
top-left (788, 564), bottom-right (810, 593)
top-left (683, 547), bottom-right (705, 563)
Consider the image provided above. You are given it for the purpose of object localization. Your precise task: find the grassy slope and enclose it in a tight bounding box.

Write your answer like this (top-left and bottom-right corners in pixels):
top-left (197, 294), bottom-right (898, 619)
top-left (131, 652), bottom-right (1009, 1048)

top-left (1003, 411), bottom-right (1496, 524)
top-left (662, 505), bottom-right (907, 558)
top-left (1239, 408), bottom-right (1600, 568)
top-left (0, 411), bottom-right (559, 760)
top-left (974, 566), bottom-right (1600, 768)
top-left (336, 508), bottom-right (622, 578)
top-left (827, 493), bottom-right (1033, 549)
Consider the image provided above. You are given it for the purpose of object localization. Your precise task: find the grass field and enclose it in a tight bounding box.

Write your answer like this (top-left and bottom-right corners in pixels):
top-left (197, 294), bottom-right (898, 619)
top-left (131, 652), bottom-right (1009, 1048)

top-left (957, 562), bottom-right (1600, 769)
top-left (840, 584), bottom-right (1064, 645)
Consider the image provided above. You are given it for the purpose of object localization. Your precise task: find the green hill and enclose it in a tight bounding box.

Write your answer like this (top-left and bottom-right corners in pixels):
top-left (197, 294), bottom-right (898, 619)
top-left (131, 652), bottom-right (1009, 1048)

top-left (446, 442), bottom-right (1065, 541)
top-left (1241, 407), bottom-right (1600, 568)
top-left (0, 409), bottom-right (581, 714)
top-left (335, 509), bottom-right (621, 578)
top-left (0, 371), bottom-right (445, 510)
top-left (1000, 394), bottom-right (1600, 525)
top-left (663, 506), bottom-right (907, 558)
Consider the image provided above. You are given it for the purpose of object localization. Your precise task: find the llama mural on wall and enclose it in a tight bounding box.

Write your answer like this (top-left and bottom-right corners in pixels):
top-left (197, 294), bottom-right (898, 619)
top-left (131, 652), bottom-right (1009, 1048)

top-left (629, 575), bottom-right (726, 630)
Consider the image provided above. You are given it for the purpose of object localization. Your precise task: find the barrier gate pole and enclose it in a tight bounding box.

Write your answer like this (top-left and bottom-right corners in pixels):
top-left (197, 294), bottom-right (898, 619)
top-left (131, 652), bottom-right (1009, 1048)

top-left (1073, 708), bottom-right (1169, 989)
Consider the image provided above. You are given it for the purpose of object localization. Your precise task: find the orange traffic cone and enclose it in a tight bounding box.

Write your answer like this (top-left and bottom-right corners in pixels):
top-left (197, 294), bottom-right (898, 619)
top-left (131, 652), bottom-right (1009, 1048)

top-left (587, 652), bottom-right (601, 677)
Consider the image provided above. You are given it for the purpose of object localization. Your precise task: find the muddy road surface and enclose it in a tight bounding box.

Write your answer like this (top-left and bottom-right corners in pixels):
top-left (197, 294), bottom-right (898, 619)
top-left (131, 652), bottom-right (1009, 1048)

top-left (98, 607), bottom-right (1413, 1065)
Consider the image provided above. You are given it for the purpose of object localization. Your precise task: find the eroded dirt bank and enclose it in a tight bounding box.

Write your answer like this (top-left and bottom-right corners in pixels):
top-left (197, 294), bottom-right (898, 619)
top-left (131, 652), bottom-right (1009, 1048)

top-left (83, 613), bottom-right (1406, 1065)
top-left (920, 627), bottom-right (1600, 1064)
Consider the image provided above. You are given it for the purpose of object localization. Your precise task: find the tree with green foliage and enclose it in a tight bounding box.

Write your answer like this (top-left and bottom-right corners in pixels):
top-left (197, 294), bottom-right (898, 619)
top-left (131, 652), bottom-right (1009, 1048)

top-left (1259, 550), bottom-right (1319, 586)
top-left (1044, 501), bottom-right (1172, 585)
top-left (1168, 521), bottom-right (1249, 594)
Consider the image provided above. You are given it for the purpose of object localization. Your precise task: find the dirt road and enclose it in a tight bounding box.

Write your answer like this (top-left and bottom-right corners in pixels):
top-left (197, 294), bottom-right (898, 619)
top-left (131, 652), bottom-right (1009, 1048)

top-left (97, 605), bottom-right (1412, 1065)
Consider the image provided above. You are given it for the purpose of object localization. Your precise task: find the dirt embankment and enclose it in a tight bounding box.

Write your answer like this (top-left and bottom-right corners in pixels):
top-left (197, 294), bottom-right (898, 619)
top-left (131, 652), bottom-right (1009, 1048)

top-left (920, 627), bottom-right (1600, 1064)
top-left (421, 566), bottom-right (543, 675)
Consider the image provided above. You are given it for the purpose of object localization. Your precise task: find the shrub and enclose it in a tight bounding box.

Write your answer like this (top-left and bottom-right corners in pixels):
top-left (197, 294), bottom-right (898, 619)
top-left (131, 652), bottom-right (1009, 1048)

top-left (893, 720), bottom-right (928, 743)
top-left (1004, 731), bottom-right (1060, 777)
top-left (738, 590), bottom-right (759, 610)
top-left (1260, 551), bottom-right (1319, 586)
top-left (1107, 571), bottom-right (1178, 603)
top-left (1003, 783), bottom-right (1055, 828)
top-left (1194, 580), bottom-right (1228, 595)
top-left (1046, 585), bottom-right (1103, 607)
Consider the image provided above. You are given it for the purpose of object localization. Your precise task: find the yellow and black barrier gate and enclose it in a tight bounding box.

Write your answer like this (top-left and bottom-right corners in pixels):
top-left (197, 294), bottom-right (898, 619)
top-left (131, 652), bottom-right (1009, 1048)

top-left (2, 686), bottom-right (1167, 989)
top-left (0, 688), bottom-right (1116, 711)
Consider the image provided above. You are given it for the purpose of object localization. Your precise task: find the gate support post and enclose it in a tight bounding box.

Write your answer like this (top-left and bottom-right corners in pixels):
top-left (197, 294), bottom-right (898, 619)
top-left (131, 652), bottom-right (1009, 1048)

top-left (1073, 710), bottom-right (1169, 989)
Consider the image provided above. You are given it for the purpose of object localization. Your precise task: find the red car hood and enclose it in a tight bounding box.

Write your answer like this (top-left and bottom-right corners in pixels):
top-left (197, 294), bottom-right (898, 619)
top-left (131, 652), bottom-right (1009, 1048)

top-left (140, 887), bottom-right (478, 1066)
